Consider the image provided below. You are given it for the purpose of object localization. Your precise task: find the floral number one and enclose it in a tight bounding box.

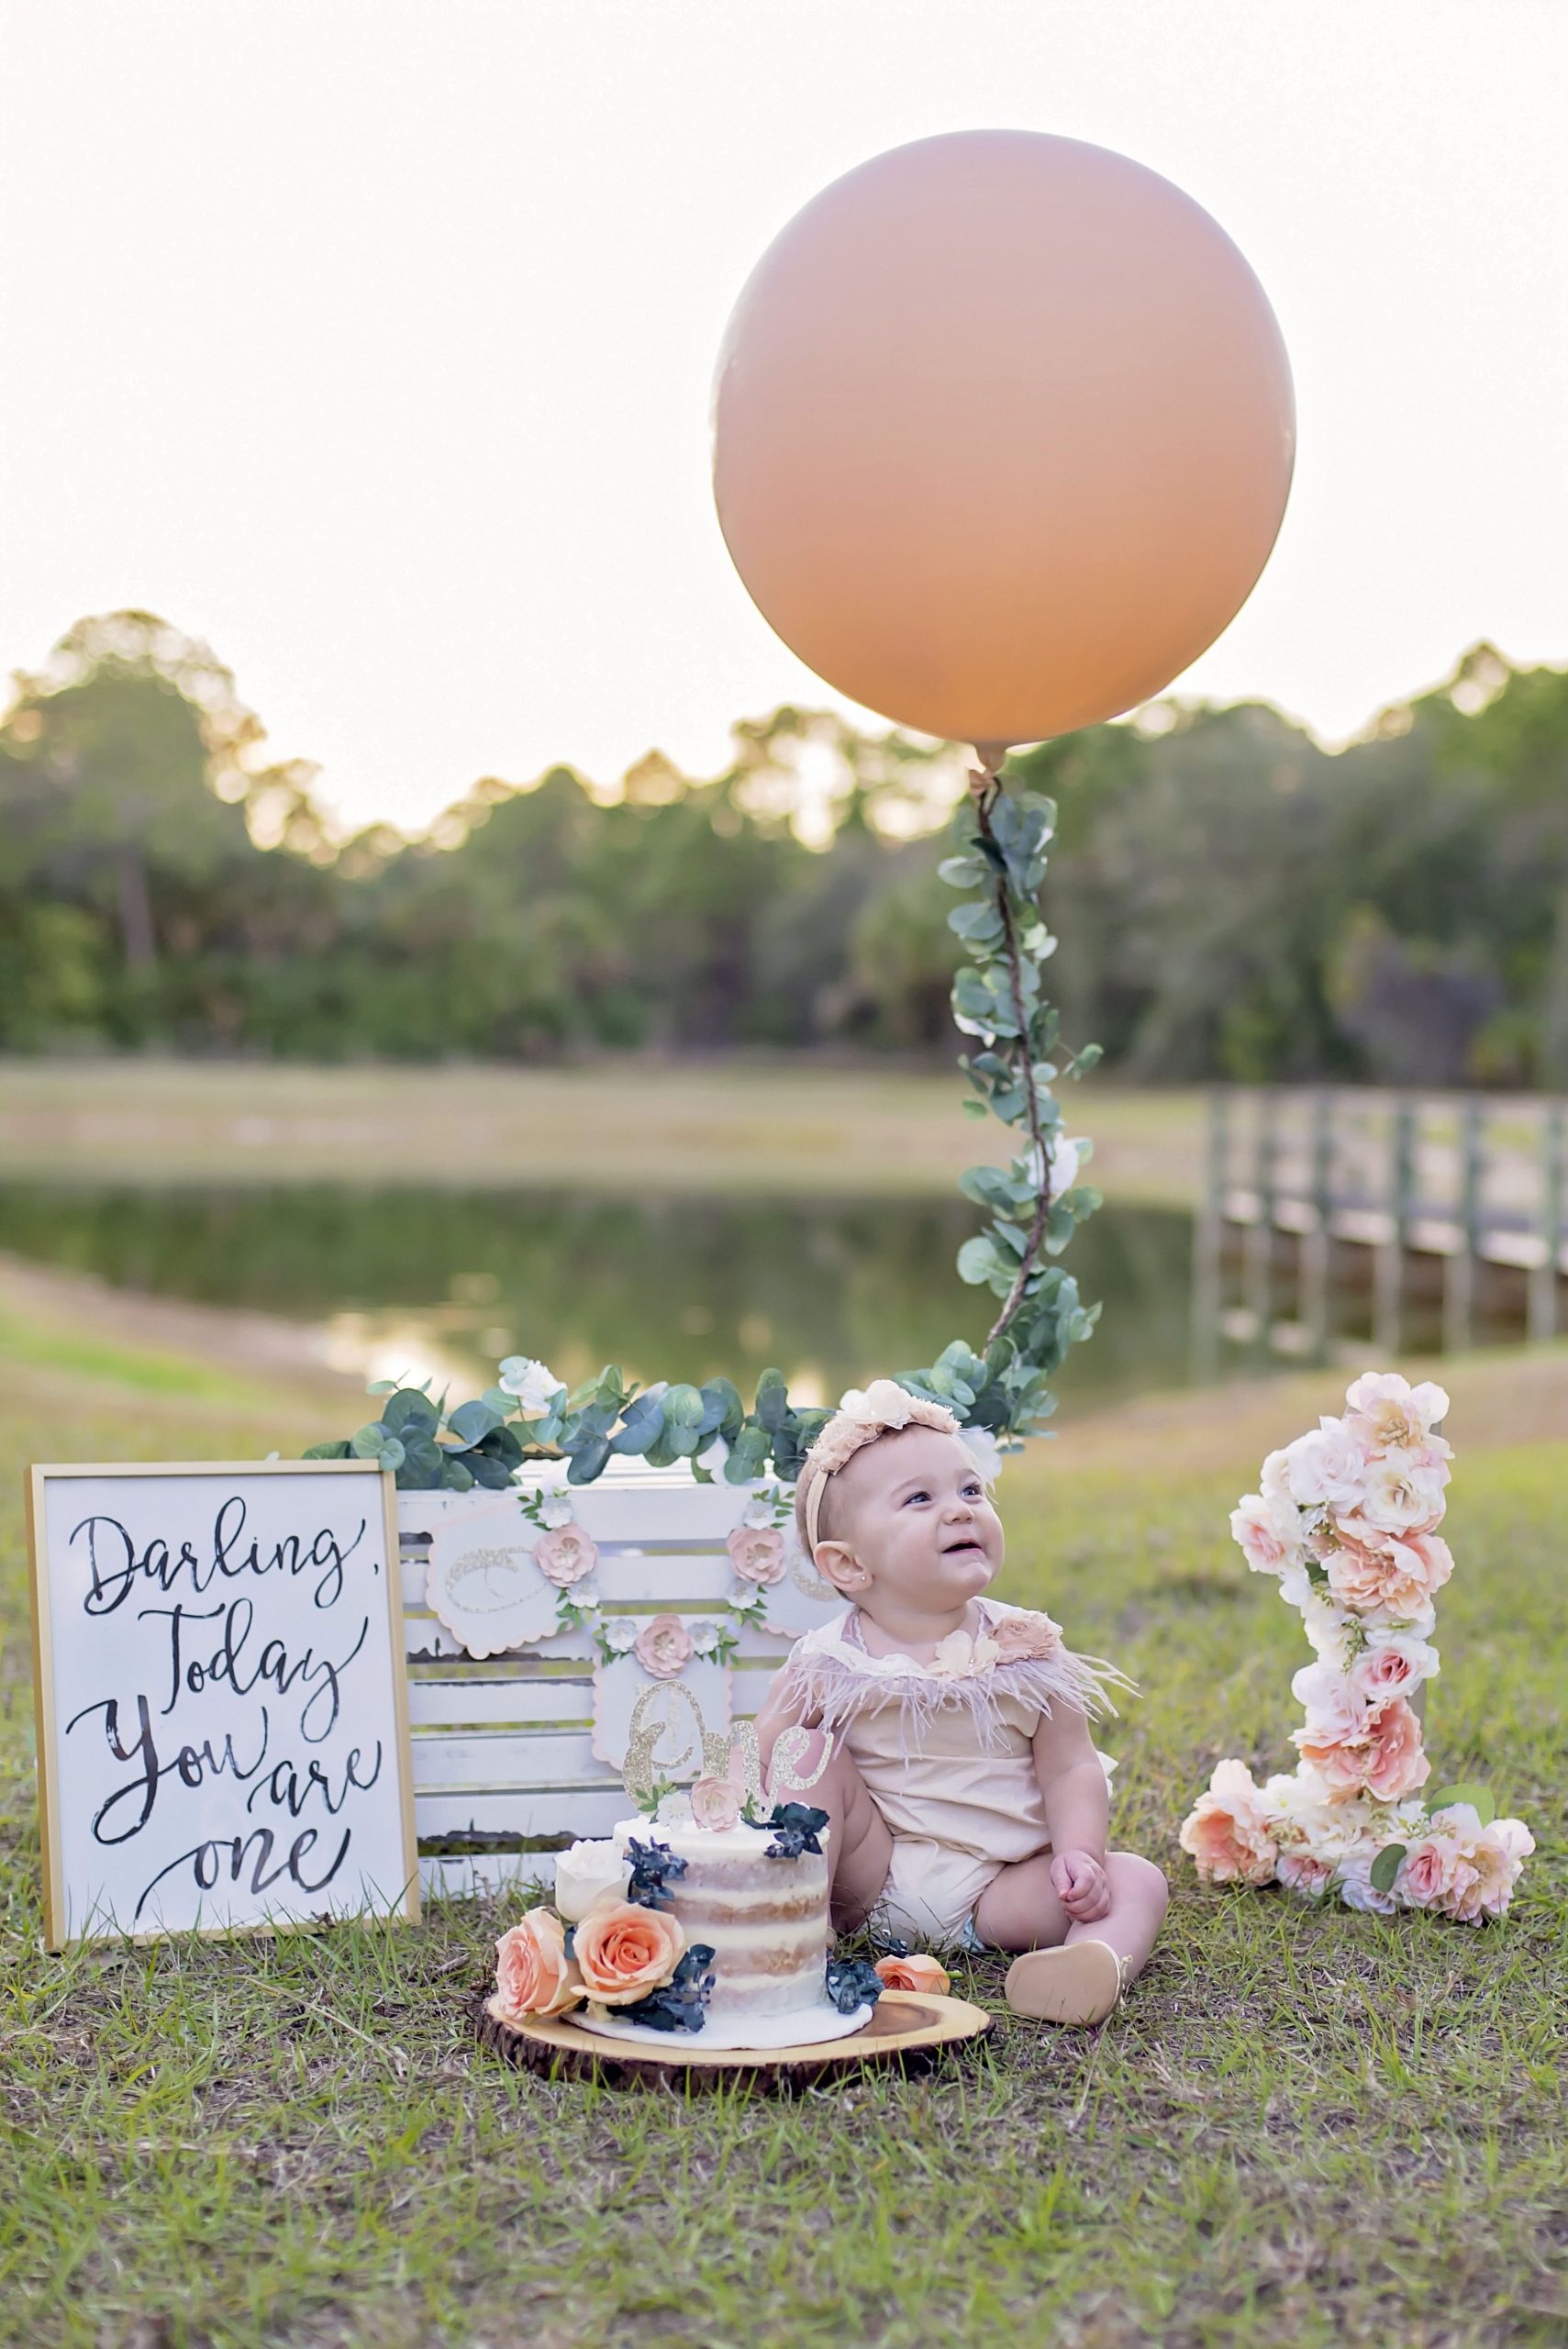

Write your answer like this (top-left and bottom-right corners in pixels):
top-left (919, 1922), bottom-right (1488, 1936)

top-left (1180, 1375), bottom-right (1532, 1922)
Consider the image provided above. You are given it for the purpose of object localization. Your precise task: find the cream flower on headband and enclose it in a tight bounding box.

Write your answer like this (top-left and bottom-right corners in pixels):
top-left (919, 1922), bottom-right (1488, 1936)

top-left (799, 1377), bottom-right (962, 1554)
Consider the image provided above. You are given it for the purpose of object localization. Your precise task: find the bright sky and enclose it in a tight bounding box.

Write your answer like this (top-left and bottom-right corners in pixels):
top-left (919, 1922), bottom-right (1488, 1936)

top-left (2, 2), bottom-right (1564, 838)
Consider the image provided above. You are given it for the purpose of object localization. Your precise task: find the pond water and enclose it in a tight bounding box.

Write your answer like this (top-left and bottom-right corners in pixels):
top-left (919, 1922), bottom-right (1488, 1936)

top-left (0, 1183), bottom-right (1201, 1416)
top-left (0, 1182), bottom-right (1533, 1417)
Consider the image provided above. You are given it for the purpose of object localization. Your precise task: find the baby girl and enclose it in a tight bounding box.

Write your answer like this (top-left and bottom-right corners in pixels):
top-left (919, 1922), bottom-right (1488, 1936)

top-left (756, 1379), bottom-right (1167, 2025)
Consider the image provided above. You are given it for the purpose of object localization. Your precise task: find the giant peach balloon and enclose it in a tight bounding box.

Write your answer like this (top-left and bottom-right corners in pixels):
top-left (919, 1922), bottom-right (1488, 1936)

top-left (712, 130), bottom-right (1295, 748)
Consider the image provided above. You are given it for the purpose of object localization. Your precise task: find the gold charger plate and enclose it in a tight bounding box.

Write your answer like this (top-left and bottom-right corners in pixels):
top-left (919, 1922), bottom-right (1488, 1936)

top-left (474, 1986), bottom-right (995, 2092)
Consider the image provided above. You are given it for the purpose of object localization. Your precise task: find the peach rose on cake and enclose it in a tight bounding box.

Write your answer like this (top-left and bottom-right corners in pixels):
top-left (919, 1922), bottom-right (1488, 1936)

top-left (633, 1613), bottom-right (695, 1680)
top-left (573, 1894), bottom-right (685, 2005)
top-left (1179, 1758), bottom-right (1279, 1886)
top-left (726, 1526), bottom-right (787, 1586)
top-left (991, 1609), bottom-right (1062, 1664)
top-left (874, 1952), bottom-right (951, 1994)
top-left (495, 1909), bottom-right (584, 2021)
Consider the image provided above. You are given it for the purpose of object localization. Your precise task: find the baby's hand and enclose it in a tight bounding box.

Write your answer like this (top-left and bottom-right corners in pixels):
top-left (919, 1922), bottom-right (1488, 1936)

top-left (1051, 1849), bottom-right (1111, 1922)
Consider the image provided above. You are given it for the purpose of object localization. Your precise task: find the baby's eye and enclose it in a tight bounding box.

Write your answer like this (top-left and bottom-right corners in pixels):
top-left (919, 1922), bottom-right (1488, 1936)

top-left (902, 1489), bottom-right (930, 1506)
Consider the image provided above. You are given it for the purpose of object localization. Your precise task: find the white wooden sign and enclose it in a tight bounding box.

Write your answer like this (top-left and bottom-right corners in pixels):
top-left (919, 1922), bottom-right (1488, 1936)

top-left (28, 1461), bottom-right (419, 1949)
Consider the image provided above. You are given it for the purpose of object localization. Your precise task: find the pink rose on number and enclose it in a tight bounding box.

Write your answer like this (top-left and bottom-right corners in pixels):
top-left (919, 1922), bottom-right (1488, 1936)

top-left (689, 1775), bottom-right (743, 1832)
top-left (1177, 1758), bottom-right (1279, 1886)
top-left (1363, 1696), bottom-right (1429, 1798)
top-left (1399, 1835), bottom-right (1463, 1910)
top-left (991, 1609), bottom-right (1062, 1664)
top-left (727, 1526), bottom-right (787, 1586)
top-left (495, 1908), bottom-right (584, 2021)
top-left (532, 1522), bottom-right (599, 1588)
top-left (634, 1613), bottom-right (695, 1680)
top-left (573, 1895), bottom-right (685, 2004)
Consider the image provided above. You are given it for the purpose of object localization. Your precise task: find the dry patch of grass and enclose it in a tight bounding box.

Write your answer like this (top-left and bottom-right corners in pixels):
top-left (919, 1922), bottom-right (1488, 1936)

top-left (0, 1322), bottom-right (1562, 2348)
top-left (0, 1056), bottom-right (1205, 1205)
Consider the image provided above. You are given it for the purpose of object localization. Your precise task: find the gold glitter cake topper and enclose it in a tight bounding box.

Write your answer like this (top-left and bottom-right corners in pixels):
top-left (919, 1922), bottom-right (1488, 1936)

top-left (621, 1682), bottom-right (829, 1808)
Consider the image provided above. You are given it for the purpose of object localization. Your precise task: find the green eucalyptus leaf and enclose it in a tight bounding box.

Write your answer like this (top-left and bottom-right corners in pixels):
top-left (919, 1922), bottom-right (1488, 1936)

top-left (1426, 1783), bottom-right (1496, 1825)
top-left (303, 1441), bottom-right (352, 1461)
top-left (566, 1436), bottom-right (613, 1485)
top-left (1369, 1842), bottom-right (1406, 1895)
top-left (754, 1369), bottom-right (790, 1433)
top-left (447, 1398), bottom-right (504, 1446)
top-left (350, 1422), bottom-right (391, 1459)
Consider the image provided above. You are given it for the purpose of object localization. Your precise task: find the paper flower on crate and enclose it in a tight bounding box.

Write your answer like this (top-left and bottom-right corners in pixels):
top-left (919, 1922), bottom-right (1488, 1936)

top-left (1180, 1374), bottom-right (1533, 1922)
top-left (591, 1614), bottom-right (733, 1772)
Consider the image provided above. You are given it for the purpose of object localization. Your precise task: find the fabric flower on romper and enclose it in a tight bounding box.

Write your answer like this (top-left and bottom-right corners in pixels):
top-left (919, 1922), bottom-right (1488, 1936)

top-left (495, 1909), bottom-right (584, 2021)
top-left (929, 1627), bottom-right (1001, 1678)
top-left (633, 1613), bottom-right (695, 1680)
top-left (991, 1609), bottom-right (1062, 1664)
top-left (532, 1522), bottom-right (599, 1587)
top-left (726, 1526), bottom-right (787, 1586)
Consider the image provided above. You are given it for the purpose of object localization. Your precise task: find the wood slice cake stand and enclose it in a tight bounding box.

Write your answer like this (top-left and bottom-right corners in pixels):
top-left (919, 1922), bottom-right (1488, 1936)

top-left (474, 1987), bottom-right (995, 2092)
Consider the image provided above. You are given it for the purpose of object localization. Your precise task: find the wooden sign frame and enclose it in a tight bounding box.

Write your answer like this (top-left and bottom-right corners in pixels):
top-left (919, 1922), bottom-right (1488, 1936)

top-left (28, 1459), bottom-right (419, 1950)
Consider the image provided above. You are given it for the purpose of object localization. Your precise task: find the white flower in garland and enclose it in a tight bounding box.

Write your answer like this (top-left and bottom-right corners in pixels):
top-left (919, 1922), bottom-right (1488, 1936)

top-left (599, 1615), bottom-right (639, 1655)
top-left (497, 1356), bottom-right (563, 1415)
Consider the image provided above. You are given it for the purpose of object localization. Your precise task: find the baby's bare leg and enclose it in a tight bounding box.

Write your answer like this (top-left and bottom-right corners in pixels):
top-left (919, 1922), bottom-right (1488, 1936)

top-left (757, 1722), bottom-right (891, 1934)
top-left (974, 1852), bottom-right (1168, 1979)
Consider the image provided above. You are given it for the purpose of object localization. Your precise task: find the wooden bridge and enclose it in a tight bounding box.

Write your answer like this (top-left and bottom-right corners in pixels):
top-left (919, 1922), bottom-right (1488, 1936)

top-left (1195, 1088), bottom-right (1568, 1366)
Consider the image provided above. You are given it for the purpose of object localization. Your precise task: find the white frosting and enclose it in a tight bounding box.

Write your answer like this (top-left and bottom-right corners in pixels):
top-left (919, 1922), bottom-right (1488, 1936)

top-left (613, 1813), bottom-right (831, 1863)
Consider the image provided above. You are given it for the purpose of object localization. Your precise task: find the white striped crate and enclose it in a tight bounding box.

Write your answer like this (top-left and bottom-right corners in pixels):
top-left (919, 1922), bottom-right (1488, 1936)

top-left (402, 1463), bottom-right (798, 1898)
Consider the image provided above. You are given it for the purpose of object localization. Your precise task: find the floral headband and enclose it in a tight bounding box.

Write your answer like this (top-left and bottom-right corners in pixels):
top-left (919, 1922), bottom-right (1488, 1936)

top-left (798, 1377), bottom-right (962, 1556)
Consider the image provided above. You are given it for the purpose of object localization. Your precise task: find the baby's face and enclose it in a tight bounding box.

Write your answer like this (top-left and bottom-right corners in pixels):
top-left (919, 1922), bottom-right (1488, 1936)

top-left (828, 1425), bottom-right (1004, 1615)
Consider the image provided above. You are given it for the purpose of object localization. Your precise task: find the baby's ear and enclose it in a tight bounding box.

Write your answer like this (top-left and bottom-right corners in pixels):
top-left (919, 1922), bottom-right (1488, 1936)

top-left (810, 1539), bottom-right (864, 1597)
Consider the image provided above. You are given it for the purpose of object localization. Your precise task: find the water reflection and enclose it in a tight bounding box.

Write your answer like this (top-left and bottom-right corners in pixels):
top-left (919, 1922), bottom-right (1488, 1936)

top-left (0, 1183), bottom-right (1198, 1415)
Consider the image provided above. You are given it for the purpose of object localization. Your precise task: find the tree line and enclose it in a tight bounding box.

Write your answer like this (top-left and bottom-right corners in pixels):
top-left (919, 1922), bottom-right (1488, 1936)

top-left (3, 609), bottom-right (1565, 1086)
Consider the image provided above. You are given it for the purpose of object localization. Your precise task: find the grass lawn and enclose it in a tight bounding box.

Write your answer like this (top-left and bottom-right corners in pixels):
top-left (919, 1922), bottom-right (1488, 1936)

top-left (0, 1055), bottom-right (1207, 1207)
top-left (0, 1308), bottom-right (1562, 2348)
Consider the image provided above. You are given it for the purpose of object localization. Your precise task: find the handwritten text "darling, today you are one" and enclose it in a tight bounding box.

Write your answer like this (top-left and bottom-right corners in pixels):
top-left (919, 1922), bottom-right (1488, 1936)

top-left (62, 1494), bottom-right (389, 1925)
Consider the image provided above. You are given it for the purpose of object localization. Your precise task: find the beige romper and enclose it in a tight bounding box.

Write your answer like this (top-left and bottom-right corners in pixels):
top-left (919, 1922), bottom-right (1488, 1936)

top-left (779, 1597), bottom-right (1124, 1951)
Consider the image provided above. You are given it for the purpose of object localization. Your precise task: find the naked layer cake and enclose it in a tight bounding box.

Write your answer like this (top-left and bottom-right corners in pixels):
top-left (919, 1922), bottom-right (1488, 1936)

top-left (608, 1811), bottom-right (830, 2027)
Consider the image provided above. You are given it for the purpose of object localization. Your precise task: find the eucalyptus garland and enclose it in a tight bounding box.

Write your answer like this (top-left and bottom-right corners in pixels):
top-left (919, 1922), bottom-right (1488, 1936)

top-left (305, 759), bottom-right (1101, 1490)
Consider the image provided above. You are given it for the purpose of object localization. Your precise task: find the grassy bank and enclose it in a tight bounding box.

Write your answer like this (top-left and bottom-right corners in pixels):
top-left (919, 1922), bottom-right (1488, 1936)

top-left (0, 1299), bottom-right (1562, 2348)
top-left (0, 1056), bottom-right (1207, 1206)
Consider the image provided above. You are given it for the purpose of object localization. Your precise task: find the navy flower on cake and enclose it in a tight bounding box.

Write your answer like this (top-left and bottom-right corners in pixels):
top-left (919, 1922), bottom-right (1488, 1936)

top-left (624, 1837), bottom-right (689, 1909)
top-left (825, 1955), bottom-right (884, 2015)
